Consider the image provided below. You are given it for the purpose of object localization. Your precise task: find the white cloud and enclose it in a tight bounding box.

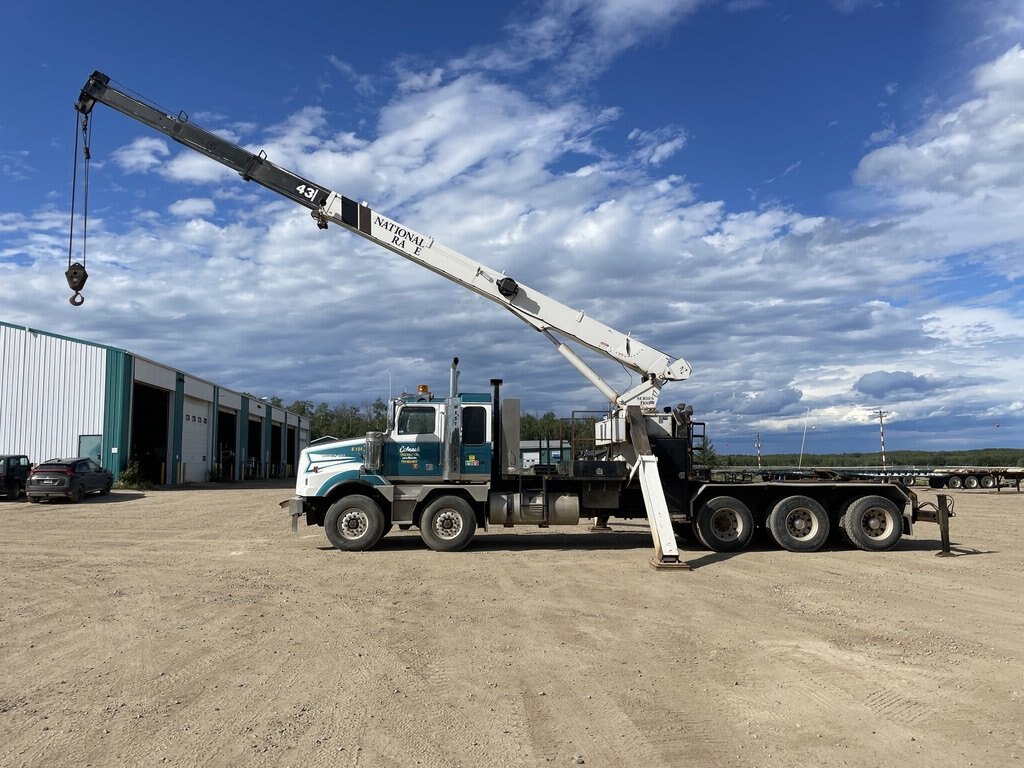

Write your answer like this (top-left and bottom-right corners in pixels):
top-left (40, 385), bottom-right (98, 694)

top-left (452, 0), bottom-right (707, 90)
top-left (3, 7), bottom-right (1024, 452)
top-left (169, 198), bottom-right (216, 218)
top-left (628, 126), bottom-right (688, 166)
top-left (112, 137), bottom-right (169, 173)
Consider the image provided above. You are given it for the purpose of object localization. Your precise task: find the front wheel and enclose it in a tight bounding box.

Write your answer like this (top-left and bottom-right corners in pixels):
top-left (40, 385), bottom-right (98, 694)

top-left (324, 495), bottom-right (387, 551)
top-left (843, 496), bottom-right (902, 551)
top-left (420, 496), bottom-right (477, 552)
top-left (767, 495), bottom-right (830, 552)
top-left (694, 496), bottom-right (754, 552)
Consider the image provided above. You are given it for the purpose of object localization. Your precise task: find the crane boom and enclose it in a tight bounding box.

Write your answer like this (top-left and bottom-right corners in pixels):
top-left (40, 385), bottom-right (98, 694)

top-left (75, 71), bottom-right (691, 410)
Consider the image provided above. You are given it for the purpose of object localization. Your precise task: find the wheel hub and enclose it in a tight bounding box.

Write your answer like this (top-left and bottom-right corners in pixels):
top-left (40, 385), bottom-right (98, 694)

top-left (787, 511), bottom-right (813, 537)
top-left (711, 510), bottom-right (739, 541)
top-left (340, 511), bottom-right (368, 539)
top-left (434, 510), bottom-right (462, 539)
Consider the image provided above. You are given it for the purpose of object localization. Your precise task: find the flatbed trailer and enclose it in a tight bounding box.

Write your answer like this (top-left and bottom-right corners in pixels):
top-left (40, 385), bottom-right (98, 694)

top-left (730, 465), bottom-right (1023, 492)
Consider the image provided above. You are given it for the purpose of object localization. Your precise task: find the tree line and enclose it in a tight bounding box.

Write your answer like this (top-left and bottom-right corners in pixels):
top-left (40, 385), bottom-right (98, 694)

top-left (274, 398), bottom-right (594, 443)
top-left (271, 397), bottom-right (1022, 468)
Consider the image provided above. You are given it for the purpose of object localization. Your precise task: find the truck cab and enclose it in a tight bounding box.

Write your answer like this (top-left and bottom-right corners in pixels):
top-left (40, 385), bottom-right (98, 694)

top-left (291, 370), bottom-right (496, 530)
top-left (382, 388), bottom-right (492, 480)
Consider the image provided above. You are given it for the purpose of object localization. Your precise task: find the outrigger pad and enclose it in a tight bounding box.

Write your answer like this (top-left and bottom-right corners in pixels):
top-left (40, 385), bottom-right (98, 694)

top-left (649, 557), bottom-right (692, 571)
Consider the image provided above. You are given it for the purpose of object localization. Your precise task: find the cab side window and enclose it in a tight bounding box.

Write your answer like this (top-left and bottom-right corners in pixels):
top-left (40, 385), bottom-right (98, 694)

top-left (462, 406), bottom-right (487, 445)
top-left (397, 406), bottom-right (437, 436)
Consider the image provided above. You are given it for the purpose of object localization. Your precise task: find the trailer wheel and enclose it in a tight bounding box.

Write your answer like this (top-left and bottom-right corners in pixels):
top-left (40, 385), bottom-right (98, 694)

top-left (963, 475), bottom-right (979, 489)
top-left (767, 496), bottom-right (830, 552)
top-left (694, 496), bottom-right (754, 552)
top-left (980, 475), bottom-right (996, 489)
top-left (420, 495), bottom-right (477, 552)
top-left (947, 475), bottom-right (963, 489)
top-left (842, 496), bottom-right (902, 552)
top-left (324, 495), bottom-right (387, 551)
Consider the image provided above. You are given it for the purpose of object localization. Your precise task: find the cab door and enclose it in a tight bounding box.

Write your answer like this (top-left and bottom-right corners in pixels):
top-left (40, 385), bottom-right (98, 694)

top-left (460, 404), bottom-right (491, 477)
top-left (385, 404), bottom-right (443, 479)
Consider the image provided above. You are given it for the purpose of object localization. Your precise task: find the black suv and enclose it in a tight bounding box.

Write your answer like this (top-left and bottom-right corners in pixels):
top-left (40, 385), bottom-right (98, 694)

top-left (1, 455), bottom-right (31, 500)
top-left (27, 457), bottom-right (113, 503)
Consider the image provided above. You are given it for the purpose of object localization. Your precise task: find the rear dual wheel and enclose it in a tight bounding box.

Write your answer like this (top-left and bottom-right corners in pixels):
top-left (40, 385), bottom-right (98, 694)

top-left (693, 496), bottom-right (754, 552)
top-left (768, 496), bottom-right (830, 552)
top-left (842, 496), bottom-right (902, 552)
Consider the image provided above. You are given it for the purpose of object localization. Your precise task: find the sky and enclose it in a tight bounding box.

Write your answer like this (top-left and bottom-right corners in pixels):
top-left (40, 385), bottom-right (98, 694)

top-left (1, 0), bottom-right (1023, 456)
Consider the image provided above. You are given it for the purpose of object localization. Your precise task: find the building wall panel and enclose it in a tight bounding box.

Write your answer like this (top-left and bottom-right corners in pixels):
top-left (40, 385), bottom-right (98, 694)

top-left (135, 358), bottom-right (176, 390)
top-left (0, 325), bottom-right (107, 463)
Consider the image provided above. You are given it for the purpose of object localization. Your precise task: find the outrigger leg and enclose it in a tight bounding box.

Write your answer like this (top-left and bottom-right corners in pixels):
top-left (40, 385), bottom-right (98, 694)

top-left (627, 407), bottom-right (691, 570)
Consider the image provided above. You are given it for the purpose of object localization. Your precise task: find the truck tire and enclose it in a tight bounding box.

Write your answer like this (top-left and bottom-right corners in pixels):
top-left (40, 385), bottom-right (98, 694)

top-left (963, 475), bottom-right (979, 489)
top-left (324, 495), bottom-right (387, 551)
top-left (694, 496), bottom-right (754, 552)
top-left (947, 475), bottom-right (963, 489)
top-left (420, 495), bottom-right (477, 552)
top-left (767, 495), bottom-right (830, 552)
top-left (980, 475), bottom-right (996, 489)
top-left (842, 496), bottom-right (902, 552)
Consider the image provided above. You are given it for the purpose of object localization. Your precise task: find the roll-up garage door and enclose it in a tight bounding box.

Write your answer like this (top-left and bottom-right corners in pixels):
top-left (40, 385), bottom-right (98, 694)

top-left (182, 397), bottom-right (210, 483)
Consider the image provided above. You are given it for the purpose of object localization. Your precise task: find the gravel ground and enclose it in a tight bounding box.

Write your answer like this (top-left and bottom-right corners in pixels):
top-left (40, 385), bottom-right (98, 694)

top-left (0, 483), bottom-right (1021, 767)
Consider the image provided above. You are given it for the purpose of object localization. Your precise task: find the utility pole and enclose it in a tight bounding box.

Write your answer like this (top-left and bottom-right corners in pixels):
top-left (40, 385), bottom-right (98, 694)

top-left (872, 409), bottom-right (891, 472)
top-left (798, 409), bottom-right (810, 469)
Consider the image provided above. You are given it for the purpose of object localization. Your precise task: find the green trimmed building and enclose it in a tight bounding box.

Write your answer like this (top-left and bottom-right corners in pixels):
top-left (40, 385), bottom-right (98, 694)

top-left (0, 321), bottom-right (309, 485)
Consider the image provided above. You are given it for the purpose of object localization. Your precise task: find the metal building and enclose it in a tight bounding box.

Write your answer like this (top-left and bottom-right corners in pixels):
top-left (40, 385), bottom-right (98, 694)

top-left (0, 321), bottom-right (309, 485)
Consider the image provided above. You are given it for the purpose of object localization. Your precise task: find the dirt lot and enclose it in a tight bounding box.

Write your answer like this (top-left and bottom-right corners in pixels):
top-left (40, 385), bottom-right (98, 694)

top-left (0, 483), bottom-right (1021, 768)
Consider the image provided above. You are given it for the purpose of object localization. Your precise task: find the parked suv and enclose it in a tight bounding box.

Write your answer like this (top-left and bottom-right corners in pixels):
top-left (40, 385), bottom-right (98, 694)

top-left (1, 455), bottom-right (31, 500)
top-left (27, 458), bottom-right (113, 503)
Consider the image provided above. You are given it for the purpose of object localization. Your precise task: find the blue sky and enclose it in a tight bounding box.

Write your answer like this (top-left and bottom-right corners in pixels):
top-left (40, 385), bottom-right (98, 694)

top-left (2, 0), bottom-right (1023, 456)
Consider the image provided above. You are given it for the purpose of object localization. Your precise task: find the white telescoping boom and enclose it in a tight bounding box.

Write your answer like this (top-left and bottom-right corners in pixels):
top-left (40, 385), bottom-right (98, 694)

top-left (73, 72), bottom-right (691, 414)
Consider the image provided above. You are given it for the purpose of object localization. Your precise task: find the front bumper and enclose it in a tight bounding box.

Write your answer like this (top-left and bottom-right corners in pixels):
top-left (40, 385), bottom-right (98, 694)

top-left (281, 496), bottom-right (305, 532)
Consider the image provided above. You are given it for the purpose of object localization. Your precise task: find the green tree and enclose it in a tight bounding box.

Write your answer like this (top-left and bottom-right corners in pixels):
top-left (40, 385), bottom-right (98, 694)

top-left (694, 436), bottom-right (722, 470)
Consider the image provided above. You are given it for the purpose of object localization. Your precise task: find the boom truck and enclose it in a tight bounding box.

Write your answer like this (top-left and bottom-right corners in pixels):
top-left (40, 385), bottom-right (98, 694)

top-left (73, 71), bottom-right (948, 566)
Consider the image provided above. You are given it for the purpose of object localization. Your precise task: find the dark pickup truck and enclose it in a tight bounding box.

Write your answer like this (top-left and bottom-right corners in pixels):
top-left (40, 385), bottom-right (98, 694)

top-left (1, 455), bottom-right (31, 500)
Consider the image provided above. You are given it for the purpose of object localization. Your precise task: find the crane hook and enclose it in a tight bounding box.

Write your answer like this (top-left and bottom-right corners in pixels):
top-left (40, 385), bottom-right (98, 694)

top-left (66, 262), bottom-right (88, 306)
